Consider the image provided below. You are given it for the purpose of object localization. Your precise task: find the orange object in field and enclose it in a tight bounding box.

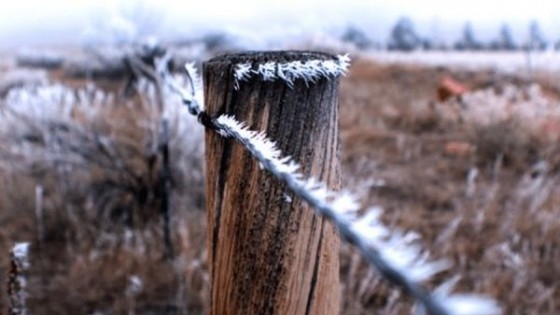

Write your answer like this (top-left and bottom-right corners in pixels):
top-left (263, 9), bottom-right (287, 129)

top-left (444, 141), bottom-right (474, 157)
top-left (541, 119), bottom-right (560, 142)
top-left (437, 76), bottom-right (470, 101)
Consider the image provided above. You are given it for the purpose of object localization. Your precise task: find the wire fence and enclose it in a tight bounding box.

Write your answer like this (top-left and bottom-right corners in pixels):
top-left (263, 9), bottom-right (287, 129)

top-left (144, 48), bottom-right (502, 315)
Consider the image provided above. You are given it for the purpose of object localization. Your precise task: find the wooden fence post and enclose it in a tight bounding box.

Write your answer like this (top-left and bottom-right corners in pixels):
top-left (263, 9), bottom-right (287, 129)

top-left (203, 51), bottom-right (342, 315)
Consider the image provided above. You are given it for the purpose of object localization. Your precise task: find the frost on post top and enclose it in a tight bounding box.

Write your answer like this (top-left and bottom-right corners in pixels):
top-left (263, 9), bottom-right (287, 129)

top-left (207, 51), bottom-right (349, 89)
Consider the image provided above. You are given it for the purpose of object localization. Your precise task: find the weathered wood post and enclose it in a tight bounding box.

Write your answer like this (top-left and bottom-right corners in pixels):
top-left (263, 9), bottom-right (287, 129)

top-left (203, 51), bottom-right (342, 315)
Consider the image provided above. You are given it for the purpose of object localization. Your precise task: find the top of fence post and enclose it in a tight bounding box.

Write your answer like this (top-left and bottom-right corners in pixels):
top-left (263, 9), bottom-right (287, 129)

top-left (203, 51), bottom-right (343, 315)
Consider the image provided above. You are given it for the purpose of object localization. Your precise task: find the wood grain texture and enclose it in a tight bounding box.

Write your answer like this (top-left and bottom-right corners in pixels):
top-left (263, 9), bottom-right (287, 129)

top-left (203, 51), bottom-right (341, 315)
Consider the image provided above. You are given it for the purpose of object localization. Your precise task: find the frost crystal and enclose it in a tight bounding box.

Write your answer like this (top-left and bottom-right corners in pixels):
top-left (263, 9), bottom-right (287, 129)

top-left (233, 54), bottom-right (350, 89)
top-left (234, 63), bottom-right (252, 89)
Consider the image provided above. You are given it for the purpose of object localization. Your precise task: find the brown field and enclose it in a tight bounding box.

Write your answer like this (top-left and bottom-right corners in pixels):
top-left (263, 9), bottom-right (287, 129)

top-left (0, 53), bottom-right (559, 314)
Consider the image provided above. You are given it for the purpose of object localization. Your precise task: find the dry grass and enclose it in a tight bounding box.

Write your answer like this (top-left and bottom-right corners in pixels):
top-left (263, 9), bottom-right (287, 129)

top-left (0, 54), bottom-right (559, 314)
top-left (340, 58), bottom-right (560, 314)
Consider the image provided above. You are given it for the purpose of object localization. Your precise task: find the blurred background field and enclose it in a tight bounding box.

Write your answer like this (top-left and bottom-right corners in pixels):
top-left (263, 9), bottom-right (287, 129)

top-left (0, 1), bottom-right (559, 314)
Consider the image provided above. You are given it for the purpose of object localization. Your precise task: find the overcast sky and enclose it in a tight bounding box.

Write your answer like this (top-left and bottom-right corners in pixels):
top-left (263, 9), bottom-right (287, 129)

top-left (1, 0), bottom-right (559, 48)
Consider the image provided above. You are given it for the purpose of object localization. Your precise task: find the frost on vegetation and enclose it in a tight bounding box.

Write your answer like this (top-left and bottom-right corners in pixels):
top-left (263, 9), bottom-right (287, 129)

top-left (0, 80), bottom-right (204, 181)
top-left (9, 242), bottom-right (30, 315)
top-left (126, 275), bottom-right (144, 297)
top-left (2, 84), bottom-right (110, 125)
top-left (233, 54), bottom-right (350, 89)
top-left (0, 84), bottom-right (113, 173)
top-left (441, 83), bottom-right (560, 139)
top-left (0, 69), bottom-right (48, 97)
top-left (12, 242), bottom-right (31, 269)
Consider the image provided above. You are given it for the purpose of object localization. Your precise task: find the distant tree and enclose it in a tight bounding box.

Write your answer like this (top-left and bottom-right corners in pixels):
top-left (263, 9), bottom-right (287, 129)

top-left (421, 38), bottom-right (434, 50)
top-left (341, 26), bottom-right (374, 49)
top-left (426, 19), bottom-right (448, 50)
top-left (455, 22), bottom-right (483, 50)
top-left (388, 17), bottom-right (422, 51)
top-left (200, 33), bottom-right (232, 51)
top-left (525, 20), bottom-right (547, 50)
top-left (490, 24), bottom-right (517, 50)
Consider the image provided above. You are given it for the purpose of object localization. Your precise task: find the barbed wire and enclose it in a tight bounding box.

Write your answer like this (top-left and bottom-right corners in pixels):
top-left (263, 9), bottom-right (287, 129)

top-left (153, 51), bottom-right (500, 315)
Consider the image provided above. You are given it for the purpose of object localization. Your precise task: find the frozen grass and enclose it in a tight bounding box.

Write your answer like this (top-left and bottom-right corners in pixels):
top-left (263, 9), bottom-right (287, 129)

top-left (0, 77), bottom-right (207, 313)
top-left (0, 69), bottom-right (47, 98)
top-left (340, 58), bottom-right (560, 314)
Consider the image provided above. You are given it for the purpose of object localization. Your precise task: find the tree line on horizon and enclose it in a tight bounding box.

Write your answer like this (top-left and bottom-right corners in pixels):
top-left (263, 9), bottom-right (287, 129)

top-left (342, 17), bottom-right (553, 52)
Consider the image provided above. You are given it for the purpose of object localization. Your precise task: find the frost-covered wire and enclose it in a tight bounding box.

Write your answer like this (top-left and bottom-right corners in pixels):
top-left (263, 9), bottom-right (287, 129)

top-left (157, 54), bottom-right (500, 315)
top-left (415, 276), bottom-right (502, 315)
top-left (155, 53), bottom-right (203, 117)
top-left (213, 115), bottom-right (500, 315)
top-left (233, 54), bottom-right (350, 89)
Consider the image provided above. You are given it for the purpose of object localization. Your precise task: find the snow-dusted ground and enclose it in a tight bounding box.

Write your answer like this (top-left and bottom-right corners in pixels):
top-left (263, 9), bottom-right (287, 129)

top-left (365, 51), bottom-right (560, 73)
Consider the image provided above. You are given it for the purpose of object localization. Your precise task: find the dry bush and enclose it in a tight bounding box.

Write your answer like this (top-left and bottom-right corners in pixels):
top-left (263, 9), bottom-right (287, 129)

top-left (0, 78), bottom-right (207, 314)
top-left (435, 83), bottom-right (560, 171)
top-left (0, 69), bottom-right (48, 98)
top-left (472, 119), bottom-right (540, 171)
